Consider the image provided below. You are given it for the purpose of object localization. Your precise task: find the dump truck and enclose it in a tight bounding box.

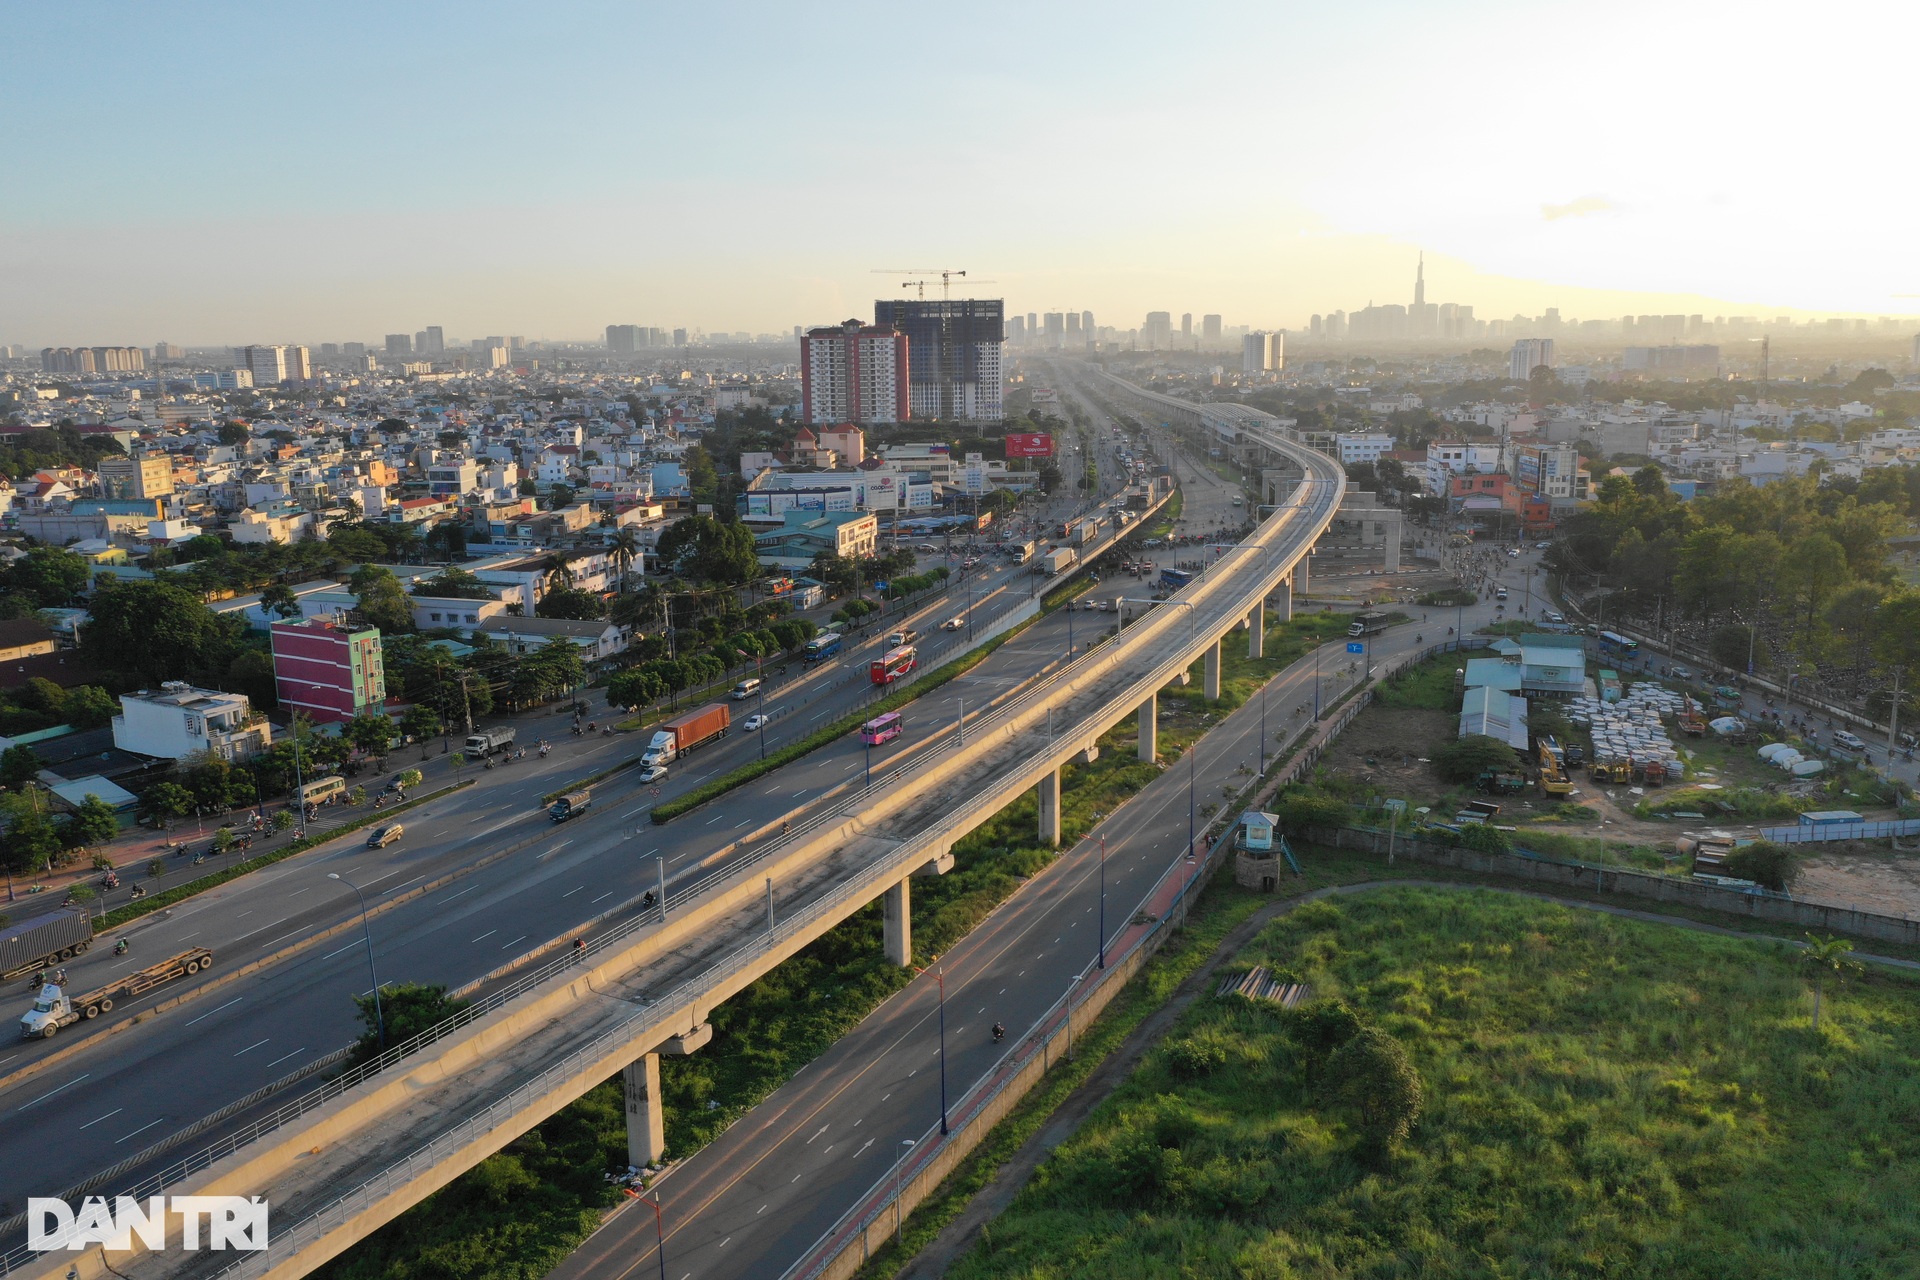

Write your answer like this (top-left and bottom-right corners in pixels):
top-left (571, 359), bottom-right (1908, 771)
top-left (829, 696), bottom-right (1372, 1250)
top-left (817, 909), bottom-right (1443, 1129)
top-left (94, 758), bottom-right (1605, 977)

top-left (1475, 770), bottom-right (1527, 794)
top-left (19, 947), bottom-right (214, 1038)
top-left (641, 703), bottom-right (730, 766)
top-left (0, 909), bottom-right (93, 980)
top-left (463, 727), bottom-right (517, 759)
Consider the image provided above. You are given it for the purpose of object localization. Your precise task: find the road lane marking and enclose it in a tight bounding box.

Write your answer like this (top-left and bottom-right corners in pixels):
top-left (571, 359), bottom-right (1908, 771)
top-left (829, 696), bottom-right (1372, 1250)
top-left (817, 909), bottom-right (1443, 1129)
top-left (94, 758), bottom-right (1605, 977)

top-left (441, 886), bottom-right (476, 903)
top-left (591, 892), bottom-right (613, 903)
top-left (233, 1038), bottom-right (270, 1057)
top-left (263, 1047), bottom-right (307, 1069)
top-left (471, 930), bottom-right (496, 944)
top-left (78, 1107), bottom-right (122, 1130)
top-left (500, 935), bottom-right (526, 949)
top-left (706, 815), bottom-right (723, 825)
top-left (385, 876), bottom-right (424, 894)
top-left (562, 886), bottom-right (584, 897)
top-left (116, 1118), bottom-right (165, 1144)
top-left (16, 1074), bottom-right (89, 1113)
top-left (734, 820), bottom-right (751, 828)
top-left (807, 1124), bottom-right (828, 1143)
top-left (288, 888), bottom-right (309, 898)
top-left (184, 997), bottom-right (243, 1027)
top-left (320, 940), bottom-right (362, 960)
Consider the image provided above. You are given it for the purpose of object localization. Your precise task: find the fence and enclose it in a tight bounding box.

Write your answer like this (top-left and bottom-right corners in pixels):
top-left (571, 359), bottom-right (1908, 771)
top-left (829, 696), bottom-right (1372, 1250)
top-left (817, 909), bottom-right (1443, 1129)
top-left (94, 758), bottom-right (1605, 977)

top-left (1756, 818), bottom-right (1920, 845)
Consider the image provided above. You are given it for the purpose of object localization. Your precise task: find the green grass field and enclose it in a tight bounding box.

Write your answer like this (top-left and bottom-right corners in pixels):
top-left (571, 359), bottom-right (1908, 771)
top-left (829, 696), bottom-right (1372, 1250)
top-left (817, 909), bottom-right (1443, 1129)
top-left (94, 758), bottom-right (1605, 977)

top-left (952, 887), bottom-right (1920, 1280)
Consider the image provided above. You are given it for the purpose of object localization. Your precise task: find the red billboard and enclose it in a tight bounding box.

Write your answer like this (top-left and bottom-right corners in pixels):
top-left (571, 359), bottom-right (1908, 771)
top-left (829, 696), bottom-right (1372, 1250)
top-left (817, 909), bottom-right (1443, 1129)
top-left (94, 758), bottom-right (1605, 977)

top-left (1005, 432), bottom-right (1055, 459)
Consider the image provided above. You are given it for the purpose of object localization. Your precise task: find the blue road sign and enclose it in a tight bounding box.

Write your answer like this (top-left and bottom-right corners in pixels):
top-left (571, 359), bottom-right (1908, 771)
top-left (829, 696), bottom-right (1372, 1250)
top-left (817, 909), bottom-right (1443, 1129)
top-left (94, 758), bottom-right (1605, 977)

top-left (1346, 642), bottom-right (1364, 654)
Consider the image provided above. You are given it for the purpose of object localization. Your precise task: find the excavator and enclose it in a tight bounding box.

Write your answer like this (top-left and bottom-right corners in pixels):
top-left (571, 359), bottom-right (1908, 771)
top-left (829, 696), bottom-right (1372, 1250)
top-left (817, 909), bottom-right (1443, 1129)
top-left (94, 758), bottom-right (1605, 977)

top-left (1537, 739), bottom-right (1573, 796)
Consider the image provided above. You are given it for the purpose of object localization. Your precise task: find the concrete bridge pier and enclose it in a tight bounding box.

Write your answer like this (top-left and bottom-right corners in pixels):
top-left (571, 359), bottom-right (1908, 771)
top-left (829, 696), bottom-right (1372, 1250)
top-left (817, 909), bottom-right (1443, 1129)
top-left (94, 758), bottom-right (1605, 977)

top-left (623, 1053), bottom-right (665, 1169)
top-left (1272, 578), bottom-right (1292, 624)
top-left (1204, 637), bottom-right (1222, 700)
top-left (883, 879), bottom-right (911, 966)
top-left (1248, 603), bottom-right (1265, 659)
top-left (1037, 767), bottom-right (1061, 847)
top-left (1294, 555), bottom-right (1310, 595)
top-left (1137, 694), bottom-right (1157, 762)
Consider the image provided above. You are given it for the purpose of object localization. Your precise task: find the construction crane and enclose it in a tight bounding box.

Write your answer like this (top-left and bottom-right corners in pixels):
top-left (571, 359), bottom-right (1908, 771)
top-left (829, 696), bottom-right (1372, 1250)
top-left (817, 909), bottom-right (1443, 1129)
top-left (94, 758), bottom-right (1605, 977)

top-left (870, 269), bottom-right (992, 301)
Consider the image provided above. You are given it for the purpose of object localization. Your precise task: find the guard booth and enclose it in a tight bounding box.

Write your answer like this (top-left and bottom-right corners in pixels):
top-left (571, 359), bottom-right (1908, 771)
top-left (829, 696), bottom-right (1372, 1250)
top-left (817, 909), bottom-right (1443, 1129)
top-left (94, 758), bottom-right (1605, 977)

top-left (1234, 810), bottom-right (1297, 892)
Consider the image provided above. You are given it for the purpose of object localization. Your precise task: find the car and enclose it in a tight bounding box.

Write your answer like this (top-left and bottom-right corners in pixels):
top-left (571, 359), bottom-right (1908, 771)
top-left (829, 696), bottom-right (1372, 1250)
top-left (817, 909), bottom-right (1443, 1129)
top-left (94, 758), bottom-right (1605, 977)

top-left (1082, 599), bottom-right (1100, 610)
top-left (366, 824), bottom-right (404, 849)
top-left (941, 616), bottom-right (966, 631)
top-left (743, 713), bottom-right (769, 731)
top-left (1495, 589), bottom-right (1509, 600)
top-left (1535, 540), bottom-right (1553, 549)
top-left (639, 763), bottom-right (670, 783)
top-left (1834, 730), bottom-right (1868, 752)
top-left (1668, 665), bottom-right (1694, 680)
top-left (730, 677), bottom-right (762, 700)
top-left (917, 543), bottom-right (938, 554)
top-left (1544, 610), bottom-right (1565, 624)
top-left (1507, 548), bottom-right (1521, 557)
top-left (961, 557), bottom-right (977, 569)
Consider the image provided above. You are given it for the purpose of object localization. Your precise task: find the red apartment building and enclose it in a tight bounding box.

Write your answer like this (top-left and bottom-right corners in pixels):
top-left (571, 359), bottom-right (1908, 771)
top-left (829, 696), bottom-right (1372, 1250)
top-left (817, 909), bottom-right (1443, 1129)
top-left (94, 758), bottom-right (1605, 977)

top-left (270, 617), bottom-right (387, 724)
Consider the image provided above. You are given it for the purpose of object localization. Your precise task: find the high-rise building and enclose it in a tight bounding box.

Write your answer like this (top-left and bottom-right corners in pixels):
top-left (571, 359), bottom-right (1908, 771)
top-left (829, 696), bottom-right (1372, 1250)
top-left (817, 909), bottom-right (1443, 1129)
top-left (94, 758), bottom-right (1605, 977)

top-left (284, 346), bottom-right (311, 381)
top-left (672, 328), bottom-right (687, 346)
top-left (1081, 311), bottom-right (1094, 340)
top-left (343, 342), bottom-right (367, 358)
top-left (607, 324), bottom-right (642, 354)
top-left (1065, 313), bottom-right (1081, 338)
top-left (1181, 313), bottom-right (1193, 339)
top-left (1410, 252), bottom-right (1438, 337)
top-left (1008, 315), bottom-right (1026, 343)
top-left (1027, 312), bottom-right (1038, 340)
top-left (801, 320), bottom-right (909, 426)
top-left (1143, 312), bottom-right (1172, 349)
top-left (99, 455), bottom-right (175, 500)
top-left (42, 347), bottom-right (145, 374)
top-left (1242, 332), bottom-right (1273, 375)
top-left (414, 330), bottom-right (429, 354)
top-left (1043, 313), bottom-right (1066, 348)
top-left (270, 616), bottom-right (387, 726)
top-left (1202, 315), bottom-right (1222, 343)
top-left (384, 333), bottom-right (412, 356)
top-left (872, 299), bottom-right (1004, 422)
top-left (239, 344), bottom-right (288, 385)
top-left (1509, 338), bottom-right (1557, 380)
top-left (423, 326), bottom-right (445, 355)
top-left (152, 341), bottom-right (187, 362)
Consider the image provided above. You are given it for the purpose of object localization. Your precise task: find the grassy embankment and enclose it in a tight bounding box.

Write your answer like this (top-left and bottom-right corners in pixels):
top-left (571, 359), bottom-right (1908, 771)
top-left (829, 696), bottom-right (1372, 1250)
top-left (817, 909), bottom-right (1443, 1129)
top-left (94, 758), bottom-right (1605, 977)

top-left (949, 886), bottom-right (1920, 1280)
top-left (311, 611), bottom-right (1344, 1280)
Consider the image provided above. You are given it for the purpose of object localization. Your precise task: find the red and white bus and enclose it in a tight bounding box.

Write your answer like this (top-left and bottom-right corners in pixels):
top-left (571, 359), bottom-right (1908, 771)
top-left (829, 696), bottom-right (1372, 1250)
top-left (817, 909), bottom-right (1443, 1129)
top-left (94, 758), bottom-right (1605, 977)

top-left (869, 645), bottom-right (918, 685)
top-left (859, 712), bottom-right (904, 745)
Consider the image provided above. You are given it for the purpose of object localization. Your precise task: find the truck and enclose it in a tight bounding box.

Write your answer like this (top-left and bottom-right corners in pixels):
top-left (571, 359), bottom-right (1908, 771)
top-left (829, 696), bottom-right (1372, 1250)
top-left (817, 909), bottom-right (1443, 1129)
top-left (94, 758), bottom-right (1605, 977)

top-left (1007, 540), bottom-right (1035, 566)
top-left (1056, 517), bottom-right (1080, 540)
top-left (0, 909), bottom-right (93, 980)
top-left (1679, 696), bottom-right (1707, 737)
top-left (1074, 519), bottom-right (1099, 546)
top-left (549, 790), bottom-right (592, 823)
top-left (1040, 546), bottom-right (1077, 577)
top-left (464, 727), bottom-right (517, 759)
top-left (19, 947), bottom-right (214, 1037)
top-left (1347, 610), bottom-right (1390, 638)
top-left (641, 703), bottom-right (730, 766)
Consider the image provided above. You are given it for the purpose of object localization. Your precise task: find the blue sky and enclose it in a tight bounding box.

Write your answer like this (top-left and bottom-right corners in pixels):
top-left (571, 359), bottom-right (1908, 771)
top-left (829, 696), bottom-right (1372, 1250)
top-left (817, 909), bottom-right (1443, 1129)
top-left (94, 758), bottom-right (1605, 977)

top-left (3, 0), bottom-right (1910, 344)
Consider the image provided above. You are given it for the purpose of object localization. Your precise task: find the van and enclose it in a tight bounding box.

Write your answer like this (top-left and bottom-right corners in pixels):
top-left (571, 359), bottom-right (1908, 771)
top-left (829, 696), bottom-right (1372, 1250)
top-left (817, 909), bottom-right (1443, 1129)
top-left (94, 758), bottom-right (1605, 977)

top-left (365, 824), bottom-right (404, 849)
top-left (730, 678), bottom-right (762, 701)
top-left (296, 776), bottom-right (347, 808)
top-left (1834, 730), bottom-right (1868, 752)
top-left (886, 629), bottom-right (919, 648)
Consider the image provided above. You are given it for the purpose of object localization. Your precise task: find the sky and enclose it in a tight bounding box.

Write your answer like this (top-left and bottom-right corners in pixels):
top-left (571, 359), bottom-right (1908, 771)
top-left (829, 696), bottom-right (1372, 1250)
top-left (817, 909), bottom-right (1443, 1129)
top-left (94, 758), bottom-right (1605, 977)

top-left (3, 0), bottom-right (1915, 346)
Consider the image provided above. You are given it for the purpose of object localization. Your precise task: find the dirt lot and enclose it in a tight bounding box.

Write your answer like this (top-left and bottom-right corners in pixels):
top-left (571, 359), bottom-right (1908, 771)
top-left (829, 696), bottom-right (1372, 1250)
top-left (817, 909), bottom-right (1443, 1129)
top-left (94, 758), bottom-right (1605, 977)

top-left (1321, 705), bottom-right (1456, 797)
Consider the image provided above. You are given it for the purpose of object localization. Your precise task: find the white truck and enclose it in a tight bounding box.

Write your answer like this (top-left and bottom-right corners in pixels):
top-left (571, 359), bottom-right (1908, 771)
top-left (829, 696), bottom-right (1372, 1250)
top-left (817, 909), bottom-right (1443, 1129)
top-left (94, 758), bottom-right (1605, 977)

top-left (1040, 546), bottom-right (1078, 577)
top-left (20, 947), bottom-right (214, 1038)
top-left (463, 727), bottom-right (516, 758)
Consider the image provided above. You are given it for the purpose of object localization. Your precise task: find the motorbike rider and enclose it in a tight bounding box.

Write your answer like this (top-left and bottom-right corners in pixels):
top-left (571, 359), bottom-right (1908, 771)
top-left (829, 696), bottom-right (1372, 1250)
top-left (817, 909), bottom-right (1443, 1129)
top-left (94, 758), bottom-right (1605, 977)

top-left (991, 1022), bottom-right (1006, 1042)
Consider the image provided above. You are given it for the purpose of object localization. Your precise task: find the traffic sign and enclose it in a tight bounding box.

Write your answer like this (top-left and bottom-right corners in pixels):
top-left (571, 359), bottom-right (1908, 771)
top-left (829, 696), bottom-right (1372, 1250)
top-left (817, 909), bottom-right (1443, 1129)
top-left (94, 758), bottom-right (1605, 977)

top-left (1346, 642), bottom-right (1364, 654)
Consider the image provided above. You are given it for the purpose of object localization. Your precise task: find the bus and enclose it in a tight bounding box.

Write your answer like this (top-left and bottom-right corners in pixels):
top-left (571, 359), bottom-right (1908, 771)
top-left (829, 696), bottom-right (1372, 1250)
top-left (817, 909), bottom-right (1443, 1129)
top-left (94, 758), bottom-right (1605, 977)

top-left (859, 712), bottom-right (904, 745)
top-left (804, 632), bottom-right (843, 663)
top-left (295, 776), bottom-right (347, 808)
top-left (1598, 630), bottom-right (1639, 655)
top-left (869, 645), bottom-right (918, 685)
top-left (1159, 567), bottom-right (1194, 591)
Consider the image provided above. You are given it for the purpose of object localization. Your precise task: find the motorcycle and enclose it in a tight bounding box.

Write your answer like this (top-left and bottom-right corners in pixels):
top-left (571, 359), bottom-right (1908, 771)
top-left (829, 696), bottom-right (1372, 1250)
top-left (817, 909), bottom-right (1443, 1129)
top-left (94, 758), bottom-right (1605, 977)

top-left (114, 938), bottom-right (130, 957)
top-left (991, 1022), bottom-right (1005, 1043)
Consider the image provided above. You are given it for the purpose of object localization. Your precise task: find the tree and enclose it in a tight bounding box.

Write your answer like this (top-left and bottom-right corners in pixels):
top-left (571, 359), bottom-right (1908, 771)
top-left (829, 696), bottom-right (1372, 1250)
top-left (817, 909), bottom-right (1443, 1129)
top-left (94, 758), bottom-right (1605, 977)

top-left (81, 579), bottom-right (239, 683)
top-left (657, 515), bottom-right (759, 585)
top-left (608, 525), bottom-right (642, 590)
top-left (0, 745), bottom-right (42, 789)
top-left (61, 686), bottom-right (118, 730)
top-left (67, 795), bottom-right (119, 848)
top-left (344, 712), bottom-right (398, 758)
top-left (536, 587), bottom-right (606, 620)
top-left (136, 781), bottom-right (195, 828)
top-left (259, 581), bottom-right (302, 620)
top-left (808, 549), bottom-right (860, 596)
top-left (350, 564), bottom-right (415, 635)
top-left (1432, 735), bottom-right (1520, 784)
top-left (328, 525), bottom-right (391, 562)
top-left (349, 981), bottom-right (471, 1065)
top-left (413, 569), bottom-right (496, 601)
top-left (547, 483), bottom-right (576, 510)
top-left (0, 792), bottom-right (59, 875)
top-left (1271, 790), bottom-right (1351, 838)
top-left (1328, 1026), bottom-right (1424, 1159)
top-left (510, 638), bottom-right (585, 704)
top-left (4, 546), bottom-right (91, 607)
top-left (400, 704), bottom-right (441, 757)
top-left (1724, 840), bottom-right (1802, 892)
top-left (1800, 932), bottom-right (1862, 1031)
top-left (217, 421), bottom-right (251, 446)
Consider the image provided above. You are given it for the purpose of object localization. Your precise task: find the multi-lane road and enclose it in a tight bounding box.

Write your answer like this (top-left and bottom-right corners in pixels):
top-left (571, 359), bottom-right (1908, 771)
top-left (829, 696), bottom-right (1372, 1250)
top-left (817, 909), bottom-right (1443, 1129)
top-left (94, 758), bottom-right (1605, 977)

top-left (0, 430), bottom-right (1141, 1214)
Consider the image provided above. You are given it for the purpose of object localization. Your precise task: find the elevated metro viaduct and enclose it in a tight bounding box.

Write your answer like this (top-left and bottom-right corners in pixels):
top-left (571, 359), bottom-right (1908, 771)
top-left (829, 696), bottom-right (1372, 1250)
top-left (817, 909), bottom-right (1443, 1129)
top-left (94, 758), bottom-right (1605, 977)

top-left (24, 394), bottom-right (1341, 1280)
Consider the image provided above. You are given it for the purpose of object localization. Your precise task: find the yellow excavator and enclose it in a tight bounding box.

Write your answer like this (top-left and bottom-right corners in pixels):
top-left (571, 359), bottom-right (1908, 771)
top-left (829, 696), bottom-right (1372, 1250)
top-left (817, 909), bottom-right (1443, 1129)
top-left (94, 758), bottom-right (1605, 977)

top-left (1537, 740), bottom-right (1573, 795)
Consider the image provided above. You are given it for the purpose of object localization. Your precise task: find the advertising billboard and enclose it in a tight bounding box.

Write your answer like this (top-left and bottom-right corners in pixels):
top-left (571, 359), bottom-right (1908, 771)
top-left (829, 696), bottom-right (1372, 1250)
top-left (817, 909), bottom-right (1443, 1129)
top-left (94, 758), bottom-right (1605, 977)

top-left (1004, 432), bottom-right (1055, 459)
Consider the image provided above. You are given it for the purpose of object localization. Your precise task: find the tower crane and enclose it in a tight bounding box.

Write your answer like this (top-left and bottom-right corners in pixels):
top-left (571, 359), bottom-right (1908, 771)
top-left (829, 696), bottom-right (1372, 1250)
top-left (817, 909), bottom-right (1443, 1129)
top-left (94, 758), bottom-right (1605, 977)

top-left (870, 269), bottom-right (993, 301)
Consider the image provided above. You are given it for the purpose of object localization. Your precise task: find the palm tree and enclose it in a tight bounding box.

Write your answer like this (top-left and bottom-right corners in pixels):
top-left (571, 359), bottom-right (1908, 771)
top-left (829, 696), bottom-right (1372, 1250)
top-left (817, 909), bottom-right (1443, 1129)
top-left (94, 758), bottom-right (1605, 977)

top-left (1802, 932), bottom-right (1862, 1031)
top-left (608, 526), bottom-right (642, 592)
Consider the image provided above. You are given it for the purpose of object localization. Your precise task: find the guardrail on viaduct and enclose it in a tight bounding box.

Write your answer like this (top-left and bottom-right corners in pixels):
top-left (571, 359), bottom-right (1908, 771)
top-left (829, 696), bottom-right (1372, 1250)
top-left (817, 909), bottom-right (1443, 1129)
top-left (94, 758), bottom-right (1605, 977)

top-left (21, 395), bottom-right (1341, 1280)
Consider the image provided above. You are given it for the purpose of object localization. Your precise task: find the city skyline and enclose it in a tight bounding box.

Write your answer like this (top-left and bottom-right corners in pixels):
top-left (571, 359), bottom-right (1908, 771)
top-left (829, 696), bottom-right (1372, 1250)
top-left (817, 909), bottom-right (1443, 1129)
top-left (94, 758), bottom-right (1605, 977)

top-left (2, 0), bottom-right (1910, 343)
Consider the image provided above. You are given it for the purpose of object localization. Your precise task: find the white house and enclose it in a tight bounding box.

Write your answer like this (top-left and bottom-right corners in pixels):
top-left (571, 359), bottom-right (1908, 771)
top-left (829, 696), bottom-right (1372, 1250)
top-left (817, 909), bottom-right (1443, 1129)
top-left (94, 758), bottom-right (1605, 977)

top-left (112, 683), bottom-right (272, 761)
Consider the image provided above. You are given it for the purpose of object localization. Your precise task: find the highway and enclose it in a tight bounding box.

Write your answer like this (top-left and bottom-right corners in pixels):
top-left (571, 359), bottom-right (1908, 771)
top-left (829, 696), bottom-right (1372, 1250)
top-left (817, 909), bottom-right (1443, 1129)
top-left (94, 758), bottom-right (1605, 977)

top-left (11, 376), bottom-right (1328, 1280)
top-left (0, 436), bottom-right (1137, 1212)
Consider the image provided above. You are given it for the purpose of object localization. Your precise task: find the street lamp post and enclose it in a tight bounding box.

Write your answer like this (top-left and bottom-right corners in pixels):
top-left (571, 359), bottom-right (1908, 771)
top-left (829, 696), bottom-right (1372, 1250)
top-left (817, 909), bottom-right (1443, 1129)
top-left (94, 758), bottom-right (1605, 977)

top-left (935, 967), bottom-right (950, 1134)
top-left (1097, 835), bottom-right (1106, 969)
top-left (647, 1194), bottom-right (667, 1280)
top-left (327, 872), bottom-right (385, 1049)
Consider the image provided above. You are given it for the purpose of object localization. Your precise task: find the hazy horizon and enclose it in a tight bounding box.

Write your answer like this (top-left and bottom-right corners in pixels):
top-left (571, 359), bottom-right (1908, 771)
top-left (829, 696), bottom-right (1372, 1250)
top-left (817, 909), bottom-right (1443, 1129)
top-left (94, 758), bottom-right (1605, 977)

top-left (4, 0), bottom-right (1911, 346)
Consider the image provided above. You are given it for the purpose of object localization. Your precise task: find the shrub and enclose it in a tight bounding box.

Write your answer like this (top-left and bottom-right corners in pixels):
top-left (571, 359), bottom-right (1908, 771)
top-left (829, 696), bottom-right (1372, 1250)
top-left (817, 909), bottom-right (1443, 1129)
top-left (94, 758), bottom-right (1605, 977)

top-left (1272, 790), bottom-right (1351, 837)
top-left (1433, 734), bottom-right (1521, 784)
top-left (1724, 840), bottom-right (1802, 892)
top-left (1459, 822), bottom-right (1513, 854)
top-left (1328, 1025), bottom-right (1424, 1159)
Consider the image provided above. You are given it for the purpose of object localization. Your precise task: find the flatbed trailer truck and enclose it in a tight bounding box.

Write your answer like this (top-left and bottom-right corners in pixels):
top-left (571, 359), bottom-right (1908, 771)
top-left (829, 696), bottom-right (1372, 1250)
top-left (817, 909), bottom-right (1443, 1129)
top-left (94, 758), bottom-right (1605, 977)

top-left (19, 947), bottom-right (215, 1037)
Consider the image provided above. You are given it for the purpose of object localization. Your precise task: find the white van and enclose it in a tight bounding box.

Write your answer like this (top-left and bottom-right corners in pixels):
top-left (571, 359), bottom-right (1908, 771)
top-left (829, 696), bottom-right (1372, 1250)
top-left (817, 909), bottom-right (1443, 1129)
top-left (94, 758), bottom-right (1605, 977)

top-left (731, 678), bottom-right (762, 700)
top-left (1833, 730), bottom-right (1868, 753)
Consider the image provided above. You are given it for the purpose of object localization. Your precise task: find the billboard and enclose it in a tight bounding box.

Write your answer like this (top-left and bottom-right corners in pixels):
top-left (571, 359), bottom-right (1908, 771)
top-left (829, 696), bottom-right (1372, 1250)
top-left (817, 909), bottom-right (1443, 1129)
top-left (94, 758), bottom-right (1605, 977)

top-left (1004, 432), bottom-right (1054, 459)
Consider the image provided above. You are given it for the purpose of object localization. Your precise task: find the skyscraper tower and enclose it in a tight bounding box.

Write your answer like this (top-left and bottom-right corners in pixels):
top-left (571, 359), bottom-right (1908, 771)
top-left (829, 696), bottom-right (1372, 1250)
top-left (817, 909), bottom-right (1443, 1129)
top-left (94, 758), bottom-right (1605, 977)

top-left (1414, 252), bottom-right (1425, 309)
